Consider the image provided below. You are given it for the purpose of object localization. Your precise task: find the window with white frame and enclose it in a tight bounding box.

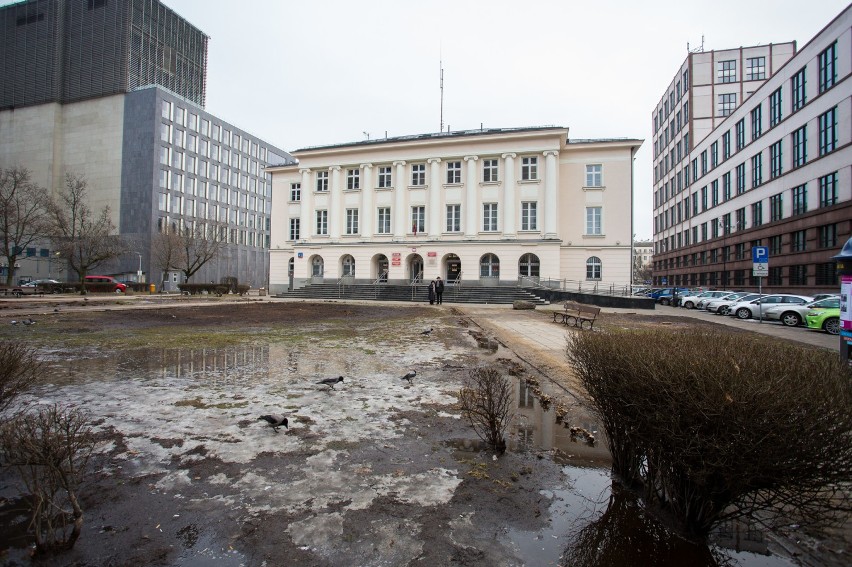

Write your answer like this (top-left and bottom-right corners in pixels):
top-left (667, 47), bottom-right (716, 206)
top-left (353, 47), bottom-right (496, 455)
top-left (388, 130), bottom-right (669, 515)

top-left (446, 161), bottom-right (461, 184)
top-left (346, 168), bottom-right (360, 190)
top-left (411, 163), bottom-right (425, 185)
top-left (316, 210), bottom-right (328, 235)
top-left (521, 156), bottom-right (538, 180)
top-left (446, 204), bottom-right (461, 232)
top-left (586, 256), bottom-right (602, 280)
top-left (480, 253), bottom-right (499, 277)
top-left (345, 208), bottom-right (359, 235)
top-left (411, 206), bottom-right (425, 234)
top-left (746, 57), bottom-right (765, 80)
top-left (521, 202), bottom-right (537, 231)
top-left (316, 171), bottom-right (328, 192)
top-left (377, 207), bottom-right (391, 234)
top-left (718, 60), bottom-right (736, 83)
top-left (378, 166), bottom-right (392, 188)
top-left (483, 203), bottom-right (498, 231)
top-left (483, 159), bottom-right (498, 182)
top-left (718, 93), bottom-right (736, 116)
top-left (586, 207), bottom-right (602, 235)
top-left (289, 218), bottom-right (300, 240)
top-left (585, 164), bottom-right (602, 187)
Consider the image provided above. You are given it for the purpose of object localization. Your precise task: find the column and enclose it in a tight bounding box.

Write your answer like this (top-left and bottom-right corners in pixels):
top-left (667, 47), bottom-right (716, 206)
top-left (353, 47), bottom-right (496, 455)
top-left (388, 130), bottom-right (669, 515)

top-left (299, 168), bottom-right (312, 238)
top-left (393, 161), bottom-right (406, 238)
top-left (543, 150), bottom-right (559, 239)
top-left (360, 163), bottom-right (373, 238)
top-left (427, 158), bottom-right (442, 237)
top-left (464, 155), bottom-right (478, 238)
top-left (501, 153), bottom-right (516, 238)
top-left (329, 166), bottom-right (342, 239)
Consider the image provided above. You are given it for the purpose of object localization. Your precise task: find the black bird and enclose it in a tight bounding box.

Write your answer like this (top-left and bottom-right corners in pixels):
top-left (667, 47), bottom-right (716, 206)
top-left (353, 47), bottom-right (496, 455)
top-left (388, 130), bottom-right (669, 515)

top-left (22, 318), bottom-right (35, 326)
top-left (258, 414), bottom-right (288, 431)
top-left (421, 328), bottom-right (433, 336)
top-left (402, 370), bottom-right (416, 384)
top-left (317, 376), bottom-right (344, 390)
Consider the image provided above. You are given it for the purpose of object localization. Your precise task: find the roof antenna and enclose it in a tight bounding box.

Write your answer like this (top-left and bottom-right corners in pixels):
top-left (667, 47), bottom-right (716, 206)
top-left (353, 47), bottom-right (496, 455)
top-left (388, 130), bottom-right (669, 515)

top-left (439, 44), bottom-right (445, 133)
top-left (363, 131), bottom-right (370, 140)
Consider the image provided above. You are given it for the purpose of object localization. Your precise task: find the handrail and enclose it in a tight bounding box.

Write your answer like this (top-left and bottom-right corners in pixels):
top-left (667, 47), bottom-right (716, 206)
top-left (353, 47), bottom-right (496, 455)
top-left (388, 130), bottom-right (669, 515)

top-left (373, 269), bottom-right (388, 299)
top-left (516, 276), bottom-right (634, 297)
top-left (409, 270), bottom-right (423, 301)
top-left (337, 275), bottom-right (348, 299)
top-left (453, 271), bottom-right (463, 298)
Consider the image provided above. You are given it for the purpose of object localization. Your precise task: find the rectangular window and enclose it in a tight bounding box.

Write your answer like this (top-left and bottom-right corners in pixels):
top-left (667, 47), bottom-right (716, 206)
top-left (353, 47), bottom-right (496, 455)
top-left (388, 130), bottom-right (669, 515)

top-left (711, 142), bottom-right (718, 167)
top-left (521, 202), bottom-right (538, 231)
top-left (289, 218), bottom-right (300, 240)
top-left (316, 171), bottom-right (328, 192)
top-left (316, 210), bottom-right (328, 235)
top-left (819, 224), bottom-right (838, 248)
top-left (770, 193), bottom-right (783, 222)
top-left (290, 182), bottom-right (301, 202)
top-left (346, 168), bottom-right (360, 190)
top-left (770, 234), bottom-right (783, 256)
top-left (752, 201), bottom-right (763, 227)
top-left (792, 184), bottom-right (807, 216)
top-left (735, 119), bottom-right (745, 150)
top-left (411, 164), bottom-right (426, 186)
top-left (483, 159), bottom-right (498, 182)
top-left (446, 204), bottom-right (461, 232)
top-left (701, 222), bottom-right (708, 241)
top-left (443, 161), bottom-right (464, 186)
top-left (770, 141), bottom-right (783, 178)
top-left (818, 107), bottom-right (837, 155)
top-left (791, 67), bottom-right (806, 112)
top-left (483, 203), bottom-right (498, 231)
top-left (768, 266), bottom-right (783, 286)
top-left (769, 88), bottom-right (782, 127)
top-left (723, 172), bottom-right (731, 201)
top-left (816, 263), bottom-right (837, 286)
top-left (521, 157), bottom-right (538, 181)
top-left (586, 207), bottom-right (602, 235)
top-left (718, 93), bottom-right (736, 116)
top-left (792, 126), bottom-right (807, 168)
top-left (701, 150), bottom-right (707, 175)
top-left (736, 163), bottom-right (745, 195)
top-left (747, 56), bottom-right (765, 80)
top-left (712, 180), bottom-right (719, 206)
top-left (586, 164), bottom-right (602, 187)
top-left (411, 206), bottom-right (425, 233)
top-left (701, 185), bottom-right (707, 211)
top-left (751, 153), bottom-right (762, 188)
top-left (345, 208), bottom-right (359, 235)
top-left (377, 166), bottom-right (392, 188)
top-left (819, 172), bottom-right (838, 207)
top-left (750, 105), bottom-right (762, 140)
top-left (377, 207), bottom-right (391, 234)
top-left (789, 265), bottom-right (808, 285)
top-left (718, 60), bottom-right (736, 83)
top-left (818, 42), bottom-right (837, 93)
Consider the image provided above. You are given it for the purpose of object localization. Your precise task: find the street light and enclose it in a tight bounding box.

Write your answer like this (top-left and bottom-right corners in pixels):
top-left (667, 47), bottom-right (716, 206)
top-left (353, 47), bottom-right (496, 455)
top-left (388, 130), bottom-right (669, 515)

top-left (136, 253), bottom-right (143, 282)
top-left (719, 220), bottom-right (727, 291)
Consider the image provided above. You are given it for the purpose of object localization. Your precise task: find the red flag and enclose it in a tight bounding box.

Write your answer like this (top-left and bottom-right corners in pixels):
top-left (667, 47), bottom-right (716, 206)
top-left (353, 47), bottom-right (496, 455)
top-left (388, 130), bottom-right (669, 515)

top-left (412, 223), bottom-right (417, 235)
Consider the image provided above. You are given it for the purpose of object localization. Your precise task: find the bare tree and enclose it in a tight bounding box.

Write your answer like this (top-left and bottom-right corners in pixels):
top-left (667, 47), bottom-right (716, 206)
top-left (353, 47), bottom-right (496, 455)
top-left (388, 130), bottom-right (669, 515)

top-left (0, 167), bottom-right (51, 286)
top-left (458, 365), bottom-right (514, 453)
top-left (150, 229), bottom-right (182, 288)
top-left (45, 173), bottom-right (127, 289)
top-left (172, 221), bottom-right (227, 283)
top-left (0, 342), bottom-right (41, 422)
top-left (0, 405), bottom-right (96, 554)
top-left (632, 256), bottom-right (652, 285)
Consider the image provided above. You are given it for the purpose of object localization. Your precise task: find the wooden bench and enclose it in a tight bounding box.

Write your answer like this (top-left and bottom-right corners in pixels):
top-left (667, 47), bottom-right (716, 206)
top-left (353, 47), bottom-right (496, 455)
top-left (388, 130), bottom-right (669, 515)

top-left (552, 301), bottom-right (600, 330)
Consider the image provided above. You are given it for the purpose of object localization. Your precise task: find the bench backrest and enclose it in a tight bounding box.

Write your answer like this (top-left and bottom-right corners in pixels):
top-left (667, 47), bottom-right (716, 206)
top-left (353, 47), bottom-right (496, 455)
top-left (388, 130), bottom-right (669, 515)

top-left (564, 302), bottom-right (600, 317)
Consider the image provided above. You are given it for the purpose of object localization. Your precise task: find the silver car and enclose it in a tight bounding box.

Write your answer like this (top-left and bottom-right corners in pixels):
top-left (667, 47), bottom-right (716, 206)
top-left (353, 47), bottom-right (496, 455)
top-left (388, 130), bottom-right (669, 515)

top-left (727, 294), bottom-right (814, 320)
top-left (704, 292), bottom-right (754, 314)
top-left (680, 290), bottom-right (733, 309)
top-left (763, 296), bottom-right (840, 327)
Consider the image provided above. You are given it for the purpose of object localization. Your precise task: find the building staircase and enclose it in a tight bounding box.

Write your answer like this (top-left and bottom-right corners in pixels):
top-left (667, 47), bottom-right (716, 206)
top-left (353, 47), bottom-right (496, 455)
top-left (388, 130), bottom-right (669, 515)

top-left (276, 283), bottom-right (549, 305)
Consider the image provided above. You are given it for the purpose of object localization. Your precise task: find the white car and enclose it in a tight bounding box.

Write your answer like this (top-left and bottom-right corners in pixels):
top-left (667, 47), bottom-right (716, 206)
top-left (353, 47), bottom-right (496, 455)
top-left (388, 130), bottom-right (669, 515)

top-left (679, 290), bottom-right (732, 310)
top-left (704, 292), bottom-right (755, 314)
top-left (727, 294), bottom-right (813, 320)
top-left (763, 296), bottom-right (840, 327)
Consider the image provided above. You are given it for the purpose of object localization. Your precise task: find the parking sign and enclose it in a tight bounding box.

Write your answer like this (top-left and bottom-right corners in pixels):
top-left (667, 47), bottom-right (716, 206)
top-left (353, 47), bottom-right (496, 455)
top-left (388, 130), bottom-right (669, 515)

top-left (752, 246), bottom-right (769, 277)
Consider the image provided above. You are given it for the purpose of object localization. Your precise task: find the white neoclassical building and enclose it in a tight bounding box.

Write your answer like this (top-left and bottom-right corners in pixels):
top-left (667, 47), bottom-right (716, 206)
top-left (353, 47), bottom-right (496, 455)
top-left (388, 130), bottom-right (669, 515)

top-left (266, 127), bottom-right (642, 294)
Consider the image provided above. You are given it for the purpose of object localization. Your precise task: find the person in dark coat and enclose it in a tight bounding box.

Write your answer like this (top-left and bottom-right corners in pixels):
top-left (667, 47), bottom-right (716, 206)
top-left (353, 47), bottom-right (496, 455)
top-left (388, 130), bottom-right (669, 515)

top-left (435, 276), bottom-right (445, 304)
top-left (428, 280), bottom-right (436, 305)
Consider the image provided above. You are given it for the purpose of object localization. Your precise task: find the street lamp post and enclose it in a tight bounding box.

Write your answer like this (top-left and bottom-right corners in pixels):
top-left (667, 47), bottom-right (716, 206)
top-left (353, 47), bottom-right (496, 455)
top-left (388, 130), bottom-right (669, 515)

top-left (136, 252), bottom-right (143, 282)
top-left (719, 221), bottom-right (727, 291)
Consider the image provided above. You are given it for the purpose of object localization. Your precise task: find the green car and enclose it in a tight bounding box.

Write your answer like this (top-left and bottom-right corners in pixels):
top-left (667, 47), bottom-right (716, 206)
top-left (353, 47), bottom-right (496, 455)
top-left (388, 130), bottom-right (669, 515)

top-left (805, 305), bottom-right (840, 335)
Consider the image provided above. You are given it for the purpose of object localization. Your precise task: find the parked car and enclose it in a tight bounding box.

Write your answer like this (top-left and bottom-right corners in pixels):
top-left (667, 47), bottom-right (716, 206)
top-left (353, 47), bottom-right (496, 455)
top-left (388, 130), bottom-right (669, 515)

top-left (763, 296), bottom-right (840, 327)
top-left (704, 292), bottom-right (754, 314)
top-left (679, 290), bottom-right (731, 309)
top-left (21, 278), bottom-right (61, 287)
top-left (83, 275), bottom-right (127, 293)
top-left (653, 287), bottom-right (691, 306)
top-left (696, 291), bottom-right (743, 310)
top-left (727, 294), bottom-right (814, 320)
top-left (805, 304), bottom-right (840, 335)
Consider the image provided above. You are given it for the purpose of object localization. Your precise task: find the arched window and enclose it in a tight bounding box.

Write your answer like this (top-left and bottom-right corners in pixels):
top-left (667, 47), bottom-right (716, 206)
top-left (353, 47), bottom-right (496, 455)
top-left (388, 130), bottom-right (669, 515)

top-left (342, 255), bottom-right (355, 276)
top-left (312, 256), bottom-right (324, 277)
top-left (479, 254), bottom-right (500, 277)
top-left (519, 253), bottom-right (540, 277)
top-left (586, 256), bottom-right (602, 280)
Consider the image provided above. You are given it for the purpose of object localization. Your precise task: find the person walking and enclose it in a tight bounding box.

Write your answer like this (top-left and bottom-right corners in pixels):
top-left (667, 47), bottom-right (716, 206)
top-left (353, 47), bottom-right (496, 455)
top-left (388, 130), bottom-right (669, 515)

top-left (435, 276), bottom-right (445, 304)
top-left (428, 279), bottom-right (436, 305)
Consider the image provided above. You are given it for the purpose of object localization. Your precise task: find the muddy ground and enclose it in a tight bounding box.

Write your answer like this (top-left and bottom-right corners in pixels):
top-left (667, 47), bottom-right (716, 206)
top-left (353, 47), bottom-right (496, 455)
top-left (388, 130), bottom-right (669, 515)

top-left (0, 298), bottom-right (846, 566)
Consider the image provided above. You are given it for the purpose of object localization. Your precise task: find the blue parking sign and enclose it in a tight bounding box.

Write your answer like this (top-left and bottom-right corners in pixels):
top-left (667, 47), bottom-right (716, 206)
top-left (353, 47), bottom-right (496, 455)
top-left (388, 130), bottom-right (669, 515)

top-left (752, 246), bottom-right (768, 263)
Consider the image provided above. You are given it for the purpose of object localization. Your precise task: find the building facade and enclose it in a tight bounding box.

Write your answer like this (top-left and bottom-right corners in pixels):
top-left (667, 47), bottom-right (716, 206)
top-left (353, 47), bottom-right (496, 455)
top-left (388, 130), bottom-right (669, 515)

top-left (266, 127), bottom-right (642, 295)
top-left (0, 0), bottom-right (289, 288)
top-left (652, 7), bottom-right (851, 293)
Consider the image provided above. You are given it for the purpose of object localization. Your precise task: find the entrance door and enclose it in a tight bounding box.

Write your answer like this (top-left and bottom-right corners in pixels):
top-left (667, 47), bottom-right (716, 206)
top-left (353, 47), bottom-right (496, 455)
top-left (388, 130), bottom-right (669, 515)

top-left (409, 255), bottom-right (423, 282)
top-left (446, 254), bottom-right (461, 283)
top-left (376, 255), bottom-right (389, 282)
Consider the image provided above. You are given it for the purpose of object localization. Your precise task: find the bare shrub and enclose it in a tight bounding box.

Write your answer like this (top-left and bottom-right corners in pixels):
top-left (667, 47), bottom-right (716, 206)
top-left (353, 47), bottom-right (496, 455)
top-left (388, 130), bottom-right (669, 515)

top-left (458, 366), bottom-right (514, 453)
top-left (567, 329), bottom-right (852, 538)
top-left (0, 405), bottom-right (96, 554)
top-left (0, 342), bottom-right (41, 420)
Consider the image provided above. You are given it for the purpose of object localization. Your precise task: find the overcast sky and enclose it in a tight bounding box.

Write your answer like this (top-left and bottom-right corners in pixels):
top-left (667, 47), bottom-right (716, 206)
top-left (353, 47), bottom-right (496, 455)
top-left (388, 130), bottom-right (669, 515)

top-left (162, 0), bottom-right (848, 240)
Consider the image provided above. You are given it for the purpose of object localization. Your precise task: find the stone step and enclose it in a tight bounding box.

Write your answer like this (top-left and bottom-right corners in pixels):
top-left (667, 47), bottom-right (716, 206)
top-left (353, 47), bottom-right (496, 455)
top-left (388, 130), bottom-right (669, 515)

top-left (276, 284), bottom-right (548, 305)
